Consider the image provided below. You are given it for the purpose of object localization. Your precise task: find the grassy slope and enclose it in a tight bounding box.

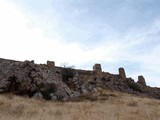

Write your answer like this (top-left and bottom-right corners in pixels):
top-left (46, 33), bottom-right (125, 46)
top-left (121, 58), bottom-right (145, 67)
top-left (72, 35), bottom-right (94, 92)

top-left (0, 89), bottom-right (160, 120)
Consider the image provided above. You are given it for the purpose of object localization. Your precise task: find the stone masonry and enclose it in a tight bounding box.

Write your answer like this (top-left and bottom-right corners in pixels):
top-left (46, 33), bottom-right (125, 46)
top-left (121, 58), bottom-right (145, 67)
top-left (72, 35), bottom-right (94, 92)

top-left (93, 64), bottom-right (102, 72)
top-left (0, 58), bottom-right (160, 101)
top-left (47, 61), bottom-right (55, 68)
top-left (137, 75), bottom-right (146, 86)
top-left (118, 67), bottom-right (126, 79)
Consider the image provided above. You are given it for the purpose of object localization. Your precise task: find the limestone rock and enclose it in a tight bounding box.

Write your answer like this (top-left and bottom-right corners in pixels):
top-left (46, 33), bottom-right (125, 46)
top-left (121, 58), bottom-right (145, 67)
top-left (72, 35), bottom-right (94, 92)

top-left (81, 89), bottom-right (88, 94)
top-left (71, 91), bottom-right (81, 98)
top-left (1, 58), bottom-right (160, 101)
top-left (0, 79), bottom-right (10, 93)
top-left (50, 93), bottom-right (57, 100)
top-left (33, 92), bottom-right (43, 99)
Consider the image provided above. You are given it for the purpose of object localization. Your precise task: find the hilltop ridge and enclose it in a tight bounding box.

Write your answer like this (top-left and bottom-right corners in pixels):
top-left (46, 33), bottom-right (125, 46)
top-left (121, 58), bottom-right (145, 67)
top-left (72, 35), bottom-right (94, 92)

top-left (0, 58), bottom-right (160, 101)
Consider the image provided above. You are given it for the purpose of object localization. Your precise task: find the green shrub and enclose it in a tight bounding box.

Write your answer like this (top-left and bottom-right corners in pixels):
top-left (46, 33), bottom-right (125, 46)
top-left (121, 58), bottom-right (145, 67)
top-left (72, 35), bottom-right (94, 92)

top-left (41, 87), bottom-right (55, 100)
top-left (62, 68), bottom-right (75, 83)
top-left (129, 83), bottom-right (141, 92)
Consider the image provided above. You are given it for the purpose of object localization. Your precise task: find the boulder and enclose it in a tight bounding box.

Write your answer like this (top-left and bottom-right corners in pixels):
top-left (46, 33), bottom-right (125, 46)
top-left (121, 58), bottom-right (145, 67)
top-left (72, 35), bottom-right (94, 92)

top-left (81, 89), bottom-right (88, 94)
top-left (50, 93), bottom-right (57, 100)
top-left (1, 58), bottom-right (160, 101)
top-left (33, 92), bottom-right (43, 99)
top-left (0, 79), bottom-right (10, 93)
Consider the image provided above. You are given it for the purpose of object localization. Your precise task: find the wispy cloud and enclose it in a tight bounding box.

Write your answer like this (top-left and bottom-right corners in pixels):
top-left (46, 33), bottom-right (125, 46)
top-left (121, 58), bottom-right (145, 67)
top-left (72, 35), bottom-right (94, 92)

top-left (73, 8), bottom-right (88, 16)
top-left (0, 0), bottom-right (160, 87)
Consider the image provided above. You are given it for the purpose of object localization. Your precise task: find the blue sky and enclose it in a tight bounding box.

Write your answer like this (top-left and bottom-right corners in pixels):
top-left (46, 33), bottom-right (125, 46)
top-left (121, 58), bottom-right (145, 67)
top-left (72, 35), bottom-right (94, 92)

top-left (0, 0), bottom-right (160, 87)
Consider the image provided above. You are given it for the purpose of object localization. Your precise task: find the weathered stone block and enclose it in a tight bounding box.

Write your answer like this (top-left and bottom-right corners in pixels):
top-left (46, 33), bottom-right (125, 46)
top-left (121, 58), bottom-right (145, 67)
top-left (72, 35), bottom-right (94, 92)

top-left (47, 61), bottom-right (55, 68)
top-left (93, 64), bottom-right (102, 72)
top-left (118, 67), bottom-right (126, 79)
top-left (50, 93), bottom-right (57, 100)
top-left (137, 75), bottom-right (146, 86)
top-left (33, 92), bottom-right (43, 99)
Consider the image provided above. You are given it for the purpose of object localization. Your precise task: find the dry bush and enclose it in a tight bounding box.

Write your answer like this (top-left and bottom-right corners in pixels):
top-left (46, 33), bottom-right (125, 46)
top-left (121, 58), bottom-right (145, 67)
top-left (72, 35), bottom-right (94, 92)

top-left (0, 90), bottom-right (160, 120)
top-left (10, 104), bottom-right (25, 116)
top-left (127, 100), bottom-right (138, 107)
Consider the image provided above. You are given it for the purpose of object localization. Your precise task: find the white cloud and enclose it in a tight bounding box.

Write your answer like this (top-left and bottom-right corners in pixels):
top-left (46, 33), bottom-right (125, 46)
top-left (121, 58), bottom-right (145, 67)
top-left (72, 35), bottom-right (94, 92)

top-left (0, 0), bottom-right (160, 87)
top-left (73, 8), bottom-right (88, 16)
top-left (0, 0), bottom-right (121, 66)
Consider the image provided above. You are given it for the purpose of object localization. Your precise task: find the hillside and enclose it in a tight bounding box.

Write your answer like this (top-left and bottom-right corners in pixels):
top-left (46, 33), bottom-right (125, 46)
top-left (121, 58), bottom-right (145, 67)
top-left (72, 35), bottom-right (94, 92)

top-left (0, 58), bottom-right (160, 101)
top-left (0, 89), bottom-right (160, 120)
top-left (1, 58), bottom-right (160, 119)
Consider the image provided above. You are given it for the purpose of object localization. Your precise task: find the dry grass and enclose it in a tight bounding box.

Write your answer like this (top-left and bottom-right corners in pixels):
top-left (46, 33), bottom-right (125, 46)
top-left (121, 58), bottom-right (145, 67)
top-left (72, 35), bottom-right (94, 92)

top-left (0, 89), bottom-right (160, 120)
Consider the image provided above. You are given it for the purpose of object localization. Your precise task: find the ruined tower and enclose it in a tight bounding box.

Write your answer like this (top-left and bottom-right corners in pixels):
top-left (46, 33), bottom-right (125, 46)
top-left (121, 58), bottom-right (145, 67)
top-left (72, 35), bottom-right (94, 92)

top-left (93, 64), bottom-right (102, 72)
top-left (118, 67), bottom-right (126, 79)
top-left (137, 75), bottom-right (146, 86)
top-left (47, 61), bottom-right (55, 68)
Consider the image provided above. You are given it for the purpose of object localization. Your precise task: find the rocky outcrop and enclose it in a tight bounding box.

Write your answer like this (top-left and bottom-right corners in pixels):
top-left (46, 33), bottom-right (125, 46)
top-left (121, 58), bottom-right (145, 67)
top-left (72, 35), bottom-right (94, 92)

top-left (0, 58), bottom-right (160, 101)
top-left (0, 58), bottom-right (71, 100)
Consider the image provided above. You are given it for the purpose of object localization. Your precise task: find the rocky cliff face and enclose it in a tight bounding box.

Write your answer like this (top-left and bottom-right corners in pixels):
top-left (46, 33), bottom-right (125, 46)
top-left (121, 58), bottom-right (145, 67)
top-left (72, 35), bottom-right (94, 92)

top-left (0, 58), bottom-right (160, 101)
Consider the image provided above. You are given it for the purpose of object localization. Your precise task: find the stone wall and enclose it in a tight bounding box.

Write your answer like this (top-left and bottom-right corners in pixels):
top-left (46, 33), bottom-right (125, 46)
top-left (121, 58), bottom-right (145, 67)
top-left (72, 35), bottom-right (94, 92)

top-left (0, 58), bottom-right (160, 101)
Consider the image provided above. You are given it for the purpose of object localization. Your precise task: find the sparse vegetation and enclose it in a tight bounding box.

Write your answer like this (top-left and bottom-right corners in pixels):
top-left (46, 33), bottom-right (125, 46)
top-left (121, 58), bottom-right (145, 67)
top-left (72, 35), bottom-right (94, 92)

top-left (0, 90), bottom-right (160, 120)
top-left (62, 67), bottom-right (75, 83)
top-left (129, 83), bottom-right (141, 92)
top-left (127, 99), bottom-right (138, 107)
top-left (1, 59), bottom-right (160, 120)
top-left (41, 87), bottom-right (55, 100)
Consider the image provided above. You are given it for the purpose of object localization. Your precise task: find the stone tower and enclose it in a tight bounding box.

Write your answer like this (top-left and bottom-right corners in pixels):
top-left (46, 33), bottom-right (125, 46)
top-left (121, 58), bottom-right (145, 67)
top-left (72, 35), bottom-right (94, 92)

top-left (47, 61), bottom-right (55, 68)
top-left (137, 75), bottom-right (146, 86)
top-left (93, 64), bottom-right (102, 72)
top-left (118, 67), bottom-right (126, 79)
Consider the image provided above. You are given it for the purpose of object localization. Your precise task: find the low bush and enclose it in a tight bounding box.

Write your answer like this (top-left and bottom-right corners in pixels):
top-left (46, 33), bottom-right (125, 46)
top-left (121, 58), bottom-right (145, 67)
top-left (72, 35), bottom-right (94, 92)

top-left (128, 83), bottom-right (141, 92)
top-left (41, 87), bottom-right (55, 100)
top-left (61, 68), bottom-right (75, 83)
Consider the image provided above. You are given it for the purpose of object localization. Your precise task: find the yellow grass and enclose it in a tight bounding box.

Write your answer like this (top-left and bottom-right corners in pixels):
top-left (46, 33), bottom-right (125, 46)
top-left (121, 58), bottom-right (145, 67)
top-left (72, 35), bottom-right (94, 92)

top-left (0, 89), bottom-right (160, 120)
